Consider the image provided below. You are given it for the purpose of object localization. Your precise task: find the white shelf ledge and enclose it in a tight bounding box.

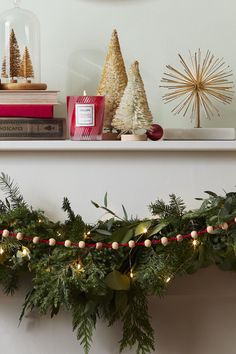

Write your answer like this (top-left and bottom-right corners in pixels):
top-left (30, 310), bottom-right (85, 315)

top-left (0, 140), bottom-right (236, 152)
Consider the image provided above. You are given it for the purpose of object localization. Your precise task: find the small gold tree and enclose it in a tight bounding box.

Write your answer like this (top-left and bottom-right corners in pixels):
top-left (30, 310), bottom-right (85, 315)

top-left (1, 56), bottom-right (8, 78)
top-left (19, 46), bottom-right (34, 82)
top-left (9, 29), bottom-right (21, 82)
top-left (97, 29), bottom-right (128, 132)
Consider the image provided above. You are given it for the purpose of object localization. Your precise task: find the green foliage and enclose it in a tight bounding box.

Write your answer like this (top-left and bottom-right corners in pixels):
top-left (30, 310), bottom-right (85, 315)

top-left (120, 286), bottom-right (155, 354)
top-left (149, 194), bottom-right (185, 219)
top-left (72, 301), bottom-right (97, 354)
top-left (1, 175), bottom-right (236, 354)
top-left (0, 172), bottom-right (27, 209)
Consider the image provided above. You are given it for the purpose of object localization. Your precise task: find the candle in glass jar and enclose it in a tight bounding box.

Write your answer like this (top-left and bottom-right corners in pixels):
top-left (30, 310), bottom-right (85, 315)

top-left (67, 91), bottom-right (105, 141)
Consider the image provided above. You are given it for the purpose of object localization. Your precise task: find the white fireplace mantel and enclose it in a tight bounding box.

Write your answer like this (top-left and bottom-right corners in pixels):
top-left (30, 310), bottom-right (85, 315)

top-left (0, 140), bottom-right (236, 152)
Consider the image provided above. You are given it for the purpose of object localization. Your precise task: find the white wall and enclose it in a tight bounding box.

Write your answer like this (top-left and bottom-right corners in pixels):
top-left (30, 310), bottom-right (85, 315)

top-left (0, 0), bottom-right (236, 353)
top-left (1, 0), bottom-right (236, 129)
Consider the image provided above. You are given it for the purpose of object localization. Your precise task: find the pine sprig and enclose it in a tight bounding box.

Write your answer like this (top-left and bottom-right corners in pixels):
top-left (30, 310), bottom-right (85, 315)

top-left (72, 301), bottom-right (97, 354)
top-left (120, 286), bottom-right (155, 354)
top-left (0, 173), bottom-right (27, 209)
top-left (149, 194), bottom-right (185, 219)
top-left (62, 197), bottom-right (75, 221)
top-left (0, 265), bottom-right (19, 295)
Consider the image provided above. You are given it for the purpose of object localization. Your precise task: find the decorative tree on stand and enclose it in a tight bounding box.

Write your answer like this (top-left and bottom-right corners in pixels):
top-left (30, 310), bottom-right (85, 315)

top-left (112, 61), bottom-right (153, 140)
top-left (19, 46), bottom-right (34, 82)
top-left (97, 29), bottom-right (127, 136)
top-left (1, 56), bottom-right (8, 79)
top-left (161, 50), bottom-right (234, 128)
top-left (9, 29), bottom-right (21, 83)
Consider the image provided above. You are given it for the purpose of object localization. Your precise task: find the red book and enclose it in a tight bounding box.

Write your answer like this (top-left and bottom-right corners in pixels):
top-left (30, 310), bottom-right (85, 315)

top-left (0, 105), bottom-right (54, 118)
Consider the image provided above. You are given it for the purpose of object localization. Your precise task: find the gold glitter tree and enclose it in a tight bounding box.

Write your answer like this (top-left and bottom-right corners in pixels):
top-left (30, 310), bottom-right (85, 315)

top-left (161, 50), bottom-right (234, 128)
top-left (19, 46), bottom-right (34, 82)
top-left (97, 29), bottom-right (128, 132)
top-left (9, 29), bottom-right (21, 82)
top-left (1, 56), bottom-right (8, 78)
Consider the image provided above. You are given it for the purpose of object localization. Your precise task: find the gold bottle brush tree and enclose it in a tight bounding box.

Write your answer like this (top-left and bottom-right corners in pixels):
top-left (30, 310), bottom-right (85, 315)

top-left (97, 29), bottom-right (128, 136)
top-left (0, 0), bottom-right (47, 90)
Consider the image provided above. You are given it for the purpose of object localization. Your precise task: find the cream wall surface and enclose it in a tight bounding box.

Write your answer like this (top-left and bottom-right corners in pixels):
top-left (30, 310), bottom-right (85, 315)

top-left (0, 1), bottom-right (235, 354)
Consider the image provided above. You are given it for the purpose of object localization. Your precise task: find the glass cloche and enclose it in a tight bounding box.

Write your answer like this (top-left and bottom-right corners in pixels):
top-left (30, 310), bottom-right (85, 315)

top-left (0, 0), bottom-right (47, 90)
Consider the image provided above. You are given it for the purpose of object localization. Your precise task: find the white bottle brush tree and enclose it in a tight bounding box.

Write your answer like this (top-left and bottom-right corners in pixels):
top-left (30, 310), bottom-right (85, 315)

top-left (112, 61), bottom-right (153, 135)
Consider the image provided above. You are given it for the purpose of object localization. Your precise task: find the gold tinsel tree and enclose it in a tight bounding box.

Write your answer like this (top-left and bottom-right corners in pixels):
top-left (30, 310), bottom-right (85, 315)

top-left (9, 29), bottom-right (21, 82)
top-left (97, 29), bottom-right (128, 131)
top-left (1, 56), bottom-right (8, 78)
top-left (19, 46), bottom-right (34, 81)
top-left (112, 61), bottom-right (153, 134)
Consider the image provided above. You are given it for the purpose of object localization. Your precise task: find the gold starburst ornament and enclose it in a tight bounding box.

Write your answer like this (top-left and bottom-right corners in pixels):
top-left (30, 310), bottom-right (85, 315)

top-left (161, 50), bottom-right (234, 128)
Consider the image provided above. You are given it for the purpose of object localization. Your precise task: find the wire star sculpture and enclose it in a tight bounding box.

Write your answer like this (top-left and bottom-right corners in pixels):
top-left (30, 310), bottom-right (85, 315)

top-left (161, 50), bottom-right (234, 128)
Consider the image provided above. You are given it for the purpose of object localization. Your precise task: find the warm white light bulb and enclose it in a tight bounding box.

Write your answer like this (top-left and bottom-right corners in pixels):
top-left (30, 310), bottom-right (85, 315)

top-left (165, 277), bottom-right (171, 283)
top-left (130, 271), bottom-right (134, 279)
top-left (192, 240), bottom-right (198, 247)
top-left (143, 228), bottom-right (148, 234)
top-left (77, 263), bottom-right (82, 271)
top-left (22, 248), bottom-right (28, 256)
top-left (0, 247), bottom-right (4, 255)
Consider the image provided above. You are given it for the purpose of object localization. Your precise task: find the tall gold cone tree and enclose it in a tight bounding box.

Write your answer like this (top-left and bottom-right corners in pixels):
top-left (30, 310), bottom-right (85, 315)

top-left (19, 46), bottom-right (34, 81)
top-left (97, 29), bottom-right (128, 131)
top-left (9, 29), bottom-right (21, 81)
top-left (112, 61), bottom-right (153, 134)
top-left (1, 56), bottom-right (8, 78)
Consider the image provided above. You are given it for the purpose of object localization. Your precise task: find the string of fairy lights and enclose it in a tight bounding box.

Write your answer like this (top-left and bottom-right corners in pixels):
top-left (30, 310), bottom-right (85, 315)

top-left (0, 220), bottom-right (233, 281)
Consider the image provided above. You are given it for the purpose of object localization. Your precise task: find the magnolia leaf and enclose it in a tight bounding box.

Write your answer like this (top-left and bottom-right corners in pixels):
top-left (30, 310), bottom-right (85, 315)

top-left (122, 205), bottom-right (128, 221)
top-left (96, 229), bottom-right (112, 236)
top-left (105, 270), bottom-right (130, 291)
top-left (204, 191), bottom-right (217, 197)
top-left (121, 229), bottom-right (134, 243)
top-left (149, 221), bottom-right (169, 236)
top-left (104, 193), bottom-right (108, 208)
top-left (91, 201), bottom-right (99, 208)
top-left (107, 218), bottom-right (114, 231)
top-left (111, 226), bottom-right (132, 242)
top-left (115, 291), bottom-right (128, 312)
top-left (101, 206), bottom-right (116, 217)
top-left (208, 215), bottom-right (218, 224)
top-left (134, 221), bottom-right (152, 236)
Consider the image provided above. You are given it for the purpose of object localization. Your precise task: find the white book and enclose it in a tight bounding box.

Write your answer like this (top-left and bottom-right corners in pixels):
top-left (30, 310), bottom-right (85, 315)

top-left (0, 90), bottom-right (59, 105)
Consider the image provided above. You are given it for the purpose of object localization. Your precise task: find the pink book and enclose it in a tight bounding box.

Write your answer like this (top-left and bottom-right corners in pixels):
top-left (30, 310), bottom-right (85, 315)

top-left (0, 105), bottom-right (54, 118)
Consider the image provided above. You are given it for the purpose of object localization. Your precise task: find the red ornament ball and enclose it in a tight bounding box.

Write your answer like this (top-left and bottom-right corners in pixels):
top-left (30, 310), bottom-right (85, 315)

top-left (147, 124), bottom-right (164, 141)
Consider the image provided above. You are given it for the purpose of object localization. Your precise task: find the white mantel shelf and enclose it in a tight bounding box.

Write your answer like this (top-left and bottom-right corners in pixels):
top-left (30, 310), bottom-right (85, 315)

top-left (0, 140), bottom-right (236, 152)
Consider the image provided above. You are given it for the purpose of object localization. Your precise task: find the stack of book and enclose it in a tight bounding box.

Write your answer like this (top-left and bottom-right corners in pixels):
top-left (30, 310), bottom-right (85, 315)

top-left (0, 90), bottom-right (66, 140)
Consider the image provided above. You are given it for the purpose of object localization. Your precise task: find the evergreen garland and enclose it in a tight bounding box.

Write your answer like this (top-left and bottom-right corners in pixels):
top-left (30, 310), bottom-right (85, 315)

top-left (0, 172), bottom-right (236, 354)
